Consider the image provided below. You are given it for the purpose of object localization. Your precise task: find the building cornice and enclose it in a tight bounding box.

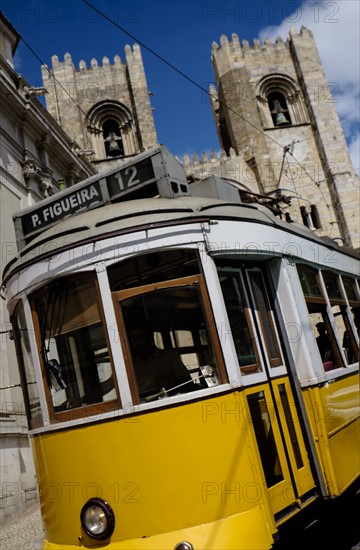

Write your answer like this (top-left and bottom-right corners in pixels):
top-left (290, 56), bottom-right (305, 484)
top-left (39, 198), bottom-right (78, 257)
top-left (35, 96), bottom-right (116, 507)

top-left (0, 67), bottom-right (96, 179)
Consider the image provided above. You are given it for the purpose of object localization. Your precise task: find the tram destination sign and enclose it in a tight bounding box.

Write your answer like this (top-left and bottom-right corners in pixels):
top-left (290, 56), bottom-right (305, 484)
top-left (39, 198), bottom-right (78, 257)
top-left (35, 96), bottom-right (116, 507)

top-left (20, 180), bottom-right (103, 238)
top-left (13, 145), bottom-right (189, 250)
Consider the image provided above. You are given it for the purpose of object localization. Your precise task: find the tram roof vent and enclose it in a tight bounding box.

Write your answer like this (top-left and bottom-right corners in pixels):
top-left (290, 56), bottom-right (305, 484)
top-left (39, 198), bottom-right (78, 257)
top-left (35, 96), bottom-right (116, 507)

top-left (189, 176), bottom-right (242, 204)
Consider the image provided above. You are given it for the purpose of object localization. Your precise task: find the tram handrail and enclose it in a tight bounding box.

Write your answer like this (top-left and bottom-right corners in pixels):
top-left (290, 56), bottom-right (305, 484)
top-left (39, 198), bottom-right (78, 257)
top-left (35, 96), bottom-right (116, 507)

top-left (144, 366), bottom-right (216, 402)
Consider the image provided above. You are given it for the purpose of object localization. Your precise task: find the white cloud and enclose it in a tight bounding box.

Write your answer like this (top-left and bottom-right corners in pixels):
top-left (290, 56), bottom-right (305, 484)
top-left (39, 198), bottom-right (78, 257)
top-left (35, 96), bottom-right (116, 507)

top-left (259, 0), bottom-right (360, 174)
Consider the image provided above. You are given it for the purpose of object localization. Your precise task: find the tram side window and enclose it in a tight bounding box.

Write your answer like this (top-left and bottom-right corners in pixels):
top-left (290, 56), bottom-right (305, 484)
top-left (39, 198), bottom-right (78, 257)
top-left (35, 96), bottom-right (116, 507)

top-left (341, 276), bottom-right (360, 363)
top-left (31, 275), bottom-right (119, 419)
top-left (297, 265), bottom-right (344, 371)
top-left (114, 275), bottom-right (225, 403)
top-left (323, 272), bottom-right (359, 365)
top-left (13, 303), bottom-right (42, 429)
top-left (247, 270), bottom-right (283, 368)
top-left (342, 277), bottom-right (360, 335)
top-left (219, 273), bottom-right (262, 374)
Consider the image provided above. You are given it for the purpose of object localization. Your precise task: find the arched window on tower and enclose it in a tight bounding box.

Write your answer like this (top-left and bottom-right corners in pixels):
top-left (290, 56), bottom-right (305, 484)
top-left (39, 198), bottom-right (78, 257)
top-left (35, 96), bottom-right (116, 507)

top-left (86, 101), bottom-right (138, 160)
top-left (256, 74), bottom-right (308, 130)
top-left (311, 204), bottom-right (322, 229)
top-left (103, 119), bottom-right (124, 158)
top-left (268, 92), bottom-right (291, 126)
top-left (300, 205), bottom-right (322, 230)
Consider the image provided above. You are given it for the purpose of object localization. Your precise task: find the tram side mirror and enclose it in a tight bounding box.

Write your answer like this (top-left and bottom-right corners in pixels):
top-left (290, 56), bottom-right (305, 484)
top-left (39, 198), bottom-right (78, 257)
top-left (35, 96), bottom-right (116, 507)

top-left (200, 366), bottom-right (218, 387)
top-left (46, 359), bottom-right (67, 391)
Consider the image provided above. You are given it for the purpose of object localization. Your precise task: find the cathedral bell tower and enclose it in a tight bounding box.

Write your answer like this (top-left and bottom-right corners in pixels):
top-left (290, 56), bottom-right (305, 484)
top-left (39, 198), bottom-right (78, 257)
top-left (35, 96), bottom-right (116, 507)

top-left (210, 26), bottom-right (359, 250)
top-left (41, 44), bottom-right (157, 165)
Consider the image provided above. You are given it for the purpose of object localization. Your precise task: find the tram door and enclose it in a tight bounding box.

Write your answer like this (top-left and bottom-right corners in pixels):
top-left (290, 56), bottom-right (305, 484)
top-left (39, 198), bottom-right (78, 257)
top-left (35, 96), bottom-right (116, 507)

top-left (219, 267), bottom-right (316, 518)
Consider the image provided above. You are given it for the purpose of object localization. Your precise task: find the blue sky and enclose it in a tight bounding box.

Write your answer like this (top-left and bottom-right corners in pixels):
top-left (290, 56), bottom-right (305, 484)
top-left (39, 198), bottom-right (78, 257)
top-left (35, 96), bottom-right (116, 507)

top-left (1, 0), bottom-right (359, 171)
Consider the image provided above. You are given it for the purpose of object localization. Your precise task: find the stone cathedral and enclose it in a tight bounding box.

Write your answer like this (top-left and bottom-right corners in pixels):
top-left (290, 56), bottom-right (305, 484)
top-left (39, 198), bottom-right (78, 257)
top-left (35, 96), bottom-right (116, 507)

top-left (42, 26), bottom-right (359, 250)
top-left (41, 44), bottom-right (157, 165)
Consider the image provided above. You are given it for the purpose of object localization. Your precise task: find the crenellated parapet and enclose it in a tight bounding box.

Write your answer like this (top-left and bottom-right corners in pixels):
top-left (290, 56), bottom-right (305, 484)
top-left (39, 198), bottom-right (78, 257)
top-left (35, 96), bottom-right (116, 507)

top-left (178, 148), bottom-right (259, 192)
top-left (211, 33), bottom-right (245, 79)
top-left (42, 51), bottom-right (130, 113)
top-left (41, 44), bottom-right (157, 158)
top-left (46, 51), bottom-right (126, 71)
top-left (210, 25), bottom-right (359, 249)
top-left (211, 26), bottom-right (315, 79)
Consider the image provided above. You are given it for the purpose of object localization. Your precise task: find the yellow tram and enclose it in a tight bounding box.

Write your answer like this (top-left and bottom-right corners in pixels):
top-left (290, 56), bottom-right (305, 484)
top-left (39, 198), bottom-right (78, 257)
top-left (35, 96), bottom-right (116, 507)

top-left (2, 146), bottom-right (359, 549)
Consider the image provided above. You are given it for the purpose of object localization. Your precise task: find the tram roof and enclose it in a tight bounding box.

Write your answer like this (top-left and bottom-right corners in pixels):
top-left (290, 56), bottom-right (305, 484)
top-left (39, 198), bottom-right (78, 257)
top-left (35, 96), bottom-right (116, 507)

top-left (3, 146), bottom-right (358, 284)
top-left (8, 194), bottom-right (276, 257)
top-left (3, 193), bottom-right (357, 285)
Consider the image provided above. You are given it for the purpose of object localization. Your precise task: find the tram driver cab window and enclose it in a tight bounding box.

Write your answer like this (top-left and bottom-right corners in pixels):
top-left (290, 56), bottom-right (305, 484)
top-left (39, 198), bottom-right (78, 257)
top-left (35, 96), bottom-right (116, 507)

top-left (31, 274), bottom-right (119, 421)
top-left (127, 321), bottom-right (195, 400)
top-left (109, 250), bottom-right (226, 403)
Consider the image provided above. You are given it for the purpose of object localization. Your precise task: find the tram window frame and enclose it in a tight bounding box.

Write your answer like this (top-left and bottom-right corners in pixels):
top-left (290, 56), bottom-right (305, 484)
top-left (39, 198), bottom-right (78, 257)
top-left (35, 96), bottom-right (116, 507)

top-left (297, 265), bottom-right (345, 371)
top-left (341, 276), bottom-right (360, 339)
top-left (342, 277), bottom-right (360, 305)
top-left (216, 264), bottom-right (286, 377)
top-left (218, 271), bottom-right (263, 375)
top-left (246, 268), bottom-right (284, 369)
top-left (30, 273), bottom-right (121, 423)
top-left (12, 301), bottom-right (43, 429)
top-left (112, 274), bottom-right (228, 405)
top-left (322, 271), bottom-right (358, 365)
top-left (108, 249), bottom-right (200, 292)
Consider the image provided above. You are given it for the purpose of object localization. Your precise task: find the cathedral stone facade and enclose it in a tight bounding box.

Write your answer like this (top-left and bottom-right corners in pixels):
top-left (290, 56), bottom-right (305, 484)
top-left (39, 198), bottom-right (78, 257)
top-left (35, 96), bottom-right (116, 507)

top-left (41, 44), bottom-right (157, 168)
top-left (207, 26), bottom-right (359, 250)
top-left (41, 26), bottom-right (359, 250)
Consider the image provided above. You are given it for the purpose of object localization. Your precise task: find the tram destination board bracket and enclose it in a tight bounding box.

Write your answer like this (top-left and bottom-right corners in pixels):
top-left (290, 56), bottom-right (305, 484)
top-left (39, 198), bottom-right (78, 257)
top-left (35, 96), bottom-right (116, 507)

top-left (14, 145), bottom-right (189, 251)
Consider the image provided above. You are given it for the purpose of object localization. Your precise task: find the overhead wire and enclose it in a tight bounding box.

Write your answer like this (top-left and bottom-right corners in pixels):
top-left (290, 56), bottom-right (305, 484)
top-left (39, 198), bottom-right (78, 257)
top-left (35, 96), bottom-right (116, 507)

top-left (18, 34), bottom-right (94, 130)
top-left (80, 0), bottom-right (358, 196)
top-left (16, 0), bottom-right (358, 192)
top-left (78, 0), bottom-right (295, 152)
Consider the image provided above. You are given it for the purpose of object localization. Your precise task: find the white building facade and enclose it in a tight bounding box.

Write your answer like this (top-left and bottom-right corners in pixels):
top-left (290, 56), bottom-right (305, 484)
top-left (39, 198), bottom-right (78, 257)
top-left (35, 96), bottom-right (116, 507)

top-left (0, 13), bottom-right (96, 523)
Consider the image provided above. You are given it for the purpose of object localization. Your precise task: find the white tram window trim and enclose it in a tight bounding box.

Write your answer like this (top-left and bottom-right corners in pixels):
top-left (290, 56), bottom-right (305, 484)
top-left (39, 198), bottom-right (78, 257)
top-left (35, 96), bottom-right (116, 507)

top-left (337, 276), bottom-right (359, 345)
top-left (333, 274), bottom-right (360, 359)
top-left (215, 264), bottom-right (288, 384)
top-left (22, 296), bottom-right (50, 428)
top-left (29, 273), bottom-right (121, 422)
top-left (216, 266), bottom-right (272, 382)
top-left (198, 250), bottom-right (242, 388)
top-left (317, 271), bottom-right (349, 368)
top-left (296, 264), bottom-right (360, 374)
top-left (299, 362), bottom-right (359, 388)
top-left (245, 268), bottom-right (286, 374)
top-left (238, 269), bottom-right (268, 375)
top-left (270, 261), bottom-right (324, 382)
top-left (96, 264), bottom-right (132, 408)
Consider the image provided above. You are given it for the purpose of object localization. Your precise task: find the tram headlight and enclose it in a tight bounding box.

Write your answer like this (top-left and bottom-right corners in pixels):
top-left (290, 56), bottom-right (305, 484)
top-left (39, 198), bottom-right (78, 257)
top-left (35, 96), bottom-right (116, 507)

top-left (174, 542), bottom-right (194, 550)
top-left (80, 498), bottom-right (115, 540)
